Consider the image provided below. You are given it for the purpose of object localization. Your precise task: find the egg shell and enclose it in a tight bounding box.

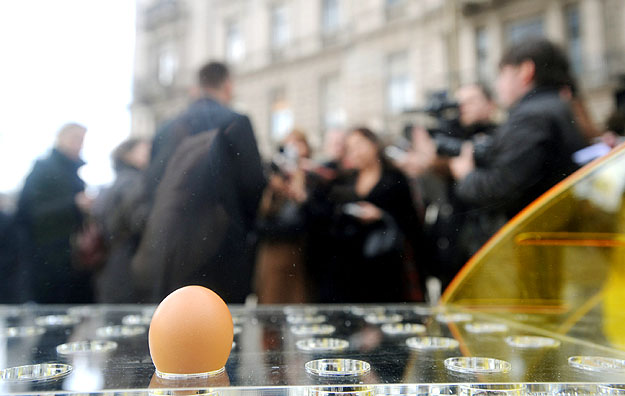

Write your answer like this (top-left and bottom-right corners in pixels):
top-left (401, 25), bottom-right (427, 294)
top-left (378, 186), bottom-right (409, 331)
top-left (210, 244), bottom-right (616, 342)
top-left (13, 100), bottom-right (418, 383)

top-left (149, 285), bottom-right (234, 374)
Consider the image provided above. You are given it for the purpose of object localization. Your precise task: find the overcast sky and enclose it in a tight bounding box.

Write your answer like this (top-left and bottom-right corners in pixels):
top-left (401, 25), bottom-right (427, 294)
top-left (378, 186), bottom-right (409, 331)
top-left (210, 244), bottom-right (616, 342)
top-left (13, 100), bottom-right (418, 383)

top-left (0, 1), bottom-right (136, 194)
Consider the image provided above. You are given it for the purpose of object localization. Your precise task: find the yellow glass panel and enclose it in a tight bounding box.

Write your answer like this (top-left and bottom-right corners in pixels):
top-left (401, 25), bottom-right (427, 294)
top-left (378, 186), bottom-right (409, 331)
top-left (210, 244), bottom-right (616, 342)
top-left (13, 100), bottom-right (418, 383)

top-left (442, 144), bottom-right (625, 351)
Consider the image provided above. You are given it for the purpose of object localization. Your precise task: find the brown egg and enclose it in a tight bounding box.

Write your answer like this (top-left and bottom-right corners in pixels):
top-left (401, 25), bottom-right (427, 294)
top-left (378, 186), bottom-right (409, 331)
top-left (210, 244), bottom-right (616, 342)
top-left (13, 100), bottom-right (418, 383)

top-left (149, 285), bottom-right (233, 375)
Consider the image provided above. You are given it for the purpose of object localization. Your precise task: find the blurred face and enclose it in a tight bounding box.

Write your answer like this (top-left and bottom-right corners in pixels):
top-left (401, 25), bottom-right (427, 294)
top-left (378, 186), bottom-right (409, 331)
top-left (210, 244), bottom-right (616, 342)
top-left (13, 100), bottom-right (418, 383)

top-left (456, 85), bottom-right (494, 126)
top-left (125, 141), bottom-right (151, 170)
top-left (57, 129), bottom-right (86, 161)
top-left (222, 78), bottom-right (234, 104)
top-left (323, 129), bottom-right (346, 161)
top-left (496, 62), bottom-right (534, 108)
top-left (284, 137), bottom-right (310, 159)
top-left (342, 132), bottom-right (379, 170)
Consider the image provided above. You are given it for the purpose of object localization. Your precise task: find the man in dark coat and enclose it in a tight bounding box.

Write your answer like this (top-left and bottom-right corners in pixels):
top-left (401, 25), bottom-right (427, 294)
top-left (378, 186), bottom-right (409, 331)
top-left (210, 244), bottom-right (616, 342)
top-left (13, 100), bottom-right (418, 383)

top-left (450, 38), bottom-right (586, 242)
top-left (16, 123), bottom-right (94, 303)
top-left (132, 62), bottom-right (266, 304)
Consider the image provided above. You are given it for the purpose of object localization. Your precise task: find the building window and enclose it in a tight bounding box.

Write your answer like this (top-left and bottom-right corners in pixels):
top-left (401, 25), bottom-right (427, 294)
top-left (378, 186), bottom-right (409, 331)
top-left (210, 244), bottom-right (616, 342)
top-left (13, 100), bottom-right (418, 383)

top-left (505, 16), bottom-right (544, 44)
top-left (270, 88), bottom-right (293, 142)
top-left (157, 47), bottom-right (177, 86)
top-left (387, 52), bottom-right (415, 114)
top-left (225, 20), bottom-right (245, 63)
top-left (475, 26), bottom-right (489, 83)
top-left (321, 0), bottom-right (339, 34)
top-left (271, 4), bottom-right (289, 50)
top-left (565, 4), bottom-right (583, 75)
top-left (320, 74), bottom-right (344, 132)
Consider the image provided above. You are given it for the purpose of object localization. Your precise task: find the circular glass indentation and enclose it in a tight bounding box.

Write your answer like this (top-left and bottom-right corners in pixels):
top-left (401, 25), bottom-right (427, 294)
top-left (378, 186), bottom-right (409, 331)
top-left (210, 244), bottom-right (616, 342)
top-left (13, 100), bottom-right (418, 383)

top-left (96, 325), bottom-right (146, 338)
top-left (122, 315), bottom-right (151, 326)
top-left (305, 359), bottom-right (370, 377)
top-left (444, 357), bottom-right (512, 374)
top-left (599, 384), bottom-right (625, 395)
top-left (351, 306), bottom-right (385, 316)
top-left (505, 335), bottom-right (560, 349)
top-left (413, 306), bottom-right (437, 316)
top-left (56, 340), bottom-right (118, 356)
top-left (296, 338), bottom-right (349, 352)
top-left (465, 322), bottom-right (509, 334)
top-left (308, 385), bottom-right (374, 396)
top-left (406, 336), bottom-right (459, 350)
top-left (150, 390), bottom-right (217, 396)
top-left (0, 326), bottom-right (45, 338)
top-left (381, 323), bottom-right (426, 336)
top-left (67, 305), bottom-right (104, 317)
top-left (287, 315), bottom-right (327, 325)
top-left (376, 385), bottom-right (448, 396)
top-left (458, 383), bottom-right (524, 396)
top-left (528, 384), bottom-right (596, 396)
top-left (34, 315), bottom-right (81, 327)
top-left (568, 356), bottom-right (625, 373)
top-left (364, 313), bottom-right (403, 325)
top-left (284, 306), bottom-right (319, 315)
top-left (291, 324), bottom-right (336, 336)
top-left (0, 363), bottom-right (72, 382)
top-left (233, 325), bottom-right (242, 335)
top-left (436, 313), bottom-right (473, 323)
top-left (156, 366), bottom-right (225, 380)
top-left (122, 314), bottom-right (152, 326)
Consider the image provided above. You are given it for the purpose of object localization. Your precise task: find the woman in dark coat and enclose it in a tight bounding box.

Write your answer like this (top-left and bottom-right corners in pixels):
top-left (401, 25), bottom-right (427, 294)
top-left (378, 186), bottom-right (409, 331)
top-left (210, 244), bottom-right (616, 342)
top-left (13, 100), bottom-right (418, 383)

top-left (92, 138), bottom-right (151, 303)
top-left (314, 127), bottom-right (426, 303)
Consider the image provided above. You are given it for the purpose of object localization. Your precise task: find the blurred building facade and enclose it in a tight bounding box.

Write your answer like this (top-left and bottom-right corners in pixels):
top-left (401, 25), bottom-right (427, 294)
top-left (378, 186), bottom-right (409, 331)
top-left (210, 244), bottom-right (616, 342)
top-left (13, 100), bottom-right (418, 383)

top-left (131, 0), bottom-right (625, 154)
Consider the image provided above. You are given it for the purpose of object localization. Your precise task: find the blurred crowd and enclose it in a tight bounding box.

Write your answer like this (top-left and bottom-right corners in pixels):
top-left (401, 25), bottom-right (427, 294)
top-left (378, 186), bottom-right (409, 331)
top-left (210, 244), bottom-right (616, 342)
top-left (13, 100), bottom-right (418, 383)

top-left (2, 38), bottom-right (624, 305)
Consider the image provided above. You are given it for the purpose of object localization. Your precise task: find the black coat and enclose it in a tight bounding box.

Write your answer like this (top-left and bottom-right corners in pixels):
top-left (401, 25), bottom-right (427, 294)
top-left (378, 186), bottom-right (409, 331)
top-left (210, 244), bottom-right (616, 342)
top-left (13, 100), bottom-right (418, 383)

top-left (132, 115), bottom-right (266, 304)
top-left (313, 167), bottom-right (426, 303)
top-left (455, 88), bottom-right (586, 222)
top-left (92, 164), bottom-right (145, 303)
top-left (0, 212), bottom-right (22, 303)
top-left (16, 149), bottom-right (93, 303)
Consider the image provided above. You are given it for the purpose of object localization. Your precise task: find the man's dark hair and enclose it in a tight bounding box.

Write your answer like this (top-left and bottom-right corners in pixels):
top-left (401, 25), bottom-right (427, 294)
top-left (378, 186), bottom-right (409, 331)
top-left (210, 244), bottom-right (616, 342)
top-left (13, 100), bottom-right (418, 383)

top-left (499, 38), bottom-right (571, 89)
top-left (112, 137), bottom-right (148, 172)
top-left (199, 62), bottom-right (230, 89)
top-left (606, 109), bottom-right (625, 136)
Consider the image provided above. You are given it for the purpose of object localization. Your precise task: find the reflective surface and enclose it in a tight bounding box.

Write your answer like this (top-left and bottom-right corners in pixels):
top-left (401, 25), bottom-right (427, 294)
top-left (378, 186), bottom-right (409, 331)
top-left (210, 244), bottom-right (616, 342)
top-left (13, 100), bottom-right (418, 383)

top-left (0, 304), bottom-right (624, 394)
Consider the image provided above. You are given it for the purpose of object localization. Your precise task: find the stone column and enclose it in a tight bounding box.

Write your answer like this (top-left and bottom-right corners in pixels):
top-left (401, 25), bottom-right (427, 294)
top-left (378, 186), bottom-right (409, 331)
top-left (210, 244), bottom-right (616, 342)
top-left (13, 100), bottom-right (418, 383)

top-left (580, 0), bottom-right (606, 86)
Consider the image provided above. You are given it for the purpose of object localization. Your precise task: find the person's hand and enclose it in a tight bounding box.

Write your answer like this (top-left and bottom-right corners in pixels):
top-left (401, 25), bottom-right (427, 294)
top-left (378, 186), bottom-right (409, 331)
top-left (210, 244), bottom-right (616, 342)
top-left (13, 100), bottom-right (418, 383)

top-left (449, 141), bottom-right (475, 180)
top-left (354, 201), bottom-right (383, 223)
top-left (412, 126), bottom-right (437, 160)
top-left (286, 169), bottom-right (308, 203)
top-left (75, 192), bottom-right (94, 213)
top-left (602, 131), bottom-right (620, 149)
top-left (394, 127), bottom-right (437, 177)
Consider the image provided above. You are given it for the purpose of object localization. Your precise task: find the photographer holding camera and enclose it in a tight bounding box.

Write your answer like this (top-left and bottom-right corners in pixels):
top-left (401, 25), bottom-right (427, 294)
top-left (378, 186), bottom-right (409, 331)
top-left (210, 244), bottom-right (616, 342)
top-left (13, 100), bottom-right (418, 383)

top-left (391, 84), bottom-right (498, 291)
top-left (450, 38), bottom-right (586, 246)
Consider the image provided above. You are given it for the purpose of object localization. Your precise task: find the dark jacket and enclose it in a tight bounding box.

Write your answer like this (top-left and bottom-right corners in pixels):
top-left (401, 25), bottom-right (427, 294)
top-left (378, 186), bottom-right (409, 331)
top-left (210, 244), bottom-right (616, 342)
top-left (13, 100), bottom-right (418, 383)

top-left (0, 212), bottom-right (22, 303)
top-left (146, 96), bottom-right (239, 193)
top-left (127, 97), bottom-right (244, 237)
top-left (312, 167), bottom-right (426, 303)
top-left (455, 88), bottom-right (586, 220)
top-left (15, 149), bottom-right (93, 303)
top-left (132, 114), bottom-right (266, 304)
top-left (92, 163), bottom-right (145, 303)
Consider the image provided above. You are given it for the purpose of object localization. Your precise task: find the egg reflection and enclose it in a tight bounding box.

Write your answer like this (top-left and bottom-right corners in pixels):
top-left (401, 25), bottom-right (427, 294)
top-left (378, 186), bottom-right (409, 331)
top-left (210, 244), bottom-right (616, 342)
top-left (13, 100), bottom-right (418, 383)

top-left (148, 286), bottom-right (234, 376)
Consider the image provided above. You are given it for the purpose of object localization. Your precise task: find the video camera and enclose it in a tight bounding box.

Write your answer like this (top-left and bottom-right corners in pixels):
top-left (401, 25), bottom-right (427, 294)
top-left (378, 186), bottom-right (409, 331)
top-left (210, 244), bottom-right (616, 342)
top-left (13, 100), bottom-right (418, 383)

top-left (403, 91), bottom-right (493, 165)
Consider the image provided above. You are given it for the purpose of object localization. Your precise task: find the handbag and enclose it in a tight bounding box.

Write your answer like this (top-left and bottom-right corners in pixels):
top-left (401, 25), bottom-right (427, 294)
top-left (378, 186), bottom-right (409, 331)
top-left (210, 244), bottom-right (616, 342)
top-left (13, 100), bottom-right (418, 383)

top-left (72, 219), bottom-right (108, 272)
